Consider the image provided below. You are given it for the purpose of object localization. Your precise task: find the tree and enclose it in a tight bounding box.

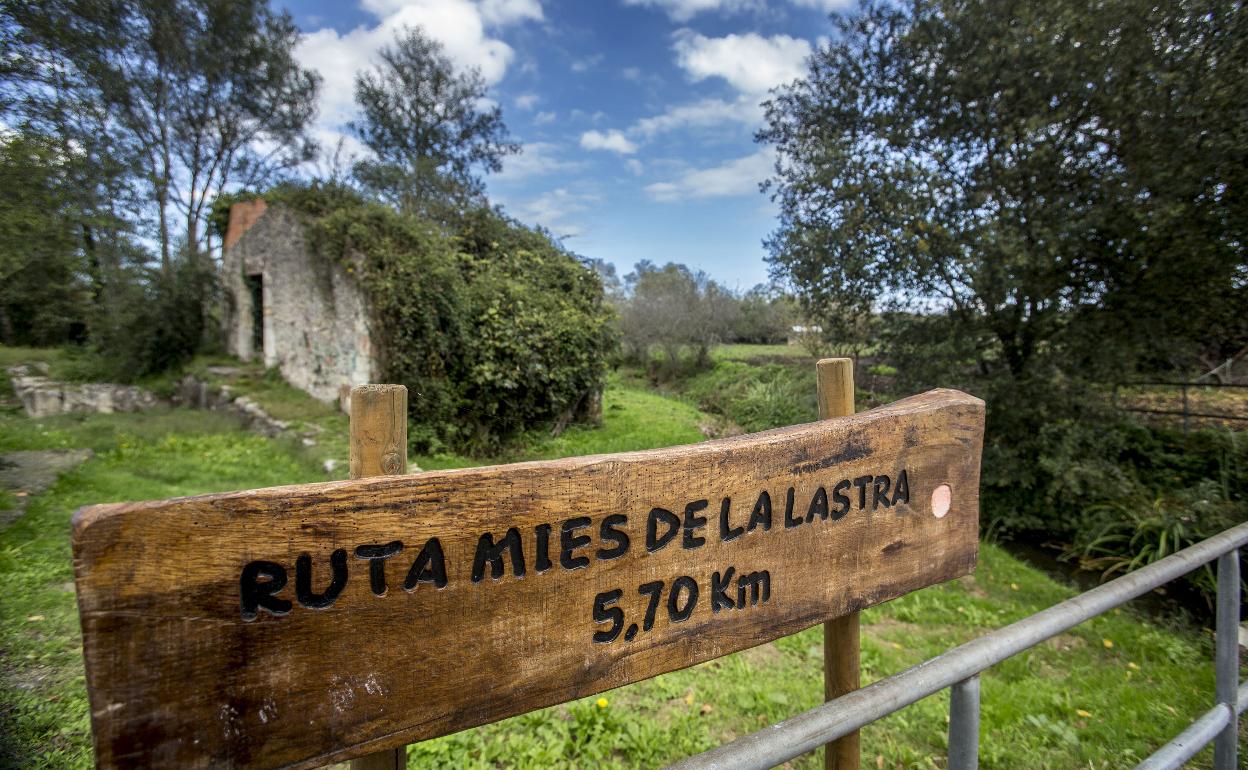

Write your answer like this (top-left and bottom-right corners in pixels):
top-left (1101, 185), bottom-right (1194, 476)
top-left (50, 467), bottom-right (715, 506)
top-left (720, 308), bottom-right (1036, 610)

top-left (734, 284), bottom-right (792, 345)
top-left (759, 0), bottom-right (1248, 388)
top-left (619, 262), bottom-right (738, 375)
top-left (2, 0), bottom-right (320, 267)
top-left (0, 133), bottom-right (88, 345)
top-left (1, 0), bottom-right (141, 315)
top-left (350, 27), bottom-right (520, 215)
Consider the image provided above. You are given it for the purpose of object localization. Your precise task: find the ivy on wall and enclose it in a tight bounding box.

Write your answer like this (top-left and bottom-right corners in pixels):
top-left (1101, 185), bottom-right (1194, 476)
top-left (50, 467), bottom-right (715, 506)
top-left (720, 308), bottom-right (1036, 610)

top-left (212, 184), bottom-right (614, 453)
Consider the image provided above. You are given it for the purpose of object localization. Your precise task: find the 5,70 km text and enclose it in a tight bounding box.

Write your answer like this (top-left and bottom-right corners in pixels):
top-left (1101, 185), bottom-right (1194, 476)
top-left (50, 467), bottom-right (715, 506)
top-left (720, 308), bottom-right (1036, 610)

top-left (592, 566), bottom-right (771, 643)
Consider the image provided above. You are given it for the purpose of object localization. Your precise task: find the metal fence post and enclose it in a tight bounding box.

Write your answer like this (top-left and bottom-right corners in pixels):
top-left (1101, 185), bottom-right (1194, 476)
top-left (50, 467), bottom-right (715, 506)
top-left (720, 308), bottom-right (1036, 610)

top-left (1214, 549), bottom-right (1239, 770)
top-left (948, 675), bottom-right (981, 770)
top-left (1182, 383), bottom-right (1190, 434)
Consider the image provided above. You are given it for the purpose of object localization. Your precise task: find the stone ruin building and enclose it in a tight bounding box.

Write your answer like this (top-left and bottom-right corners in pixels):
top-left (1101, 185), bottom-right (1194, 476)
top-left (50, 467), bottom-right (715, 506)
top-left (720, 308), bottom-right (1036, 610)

top-left (222, 199), bottom-right (376, 409)
top-left (222, 198), bottom-right (603, 426)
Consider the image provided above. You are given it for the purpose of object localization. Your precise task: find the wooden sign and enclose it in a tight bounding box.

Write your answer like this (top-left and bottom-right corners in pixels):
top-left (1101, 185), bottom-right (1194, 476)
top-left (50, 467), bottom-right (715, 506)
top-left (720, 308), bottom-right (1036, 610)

top-left (73, 389), bottom-right (984, 769)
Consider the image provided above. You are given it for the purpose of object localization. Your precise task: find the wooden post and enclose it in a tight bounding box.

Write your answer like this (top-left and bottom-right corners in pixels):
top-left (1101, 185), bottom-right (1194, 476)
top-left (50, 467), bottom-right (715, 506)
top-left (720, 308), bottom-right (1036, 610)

top-left (817, 358), bottom-right (860, 770)
top-left (349, 384), bottom-right (408, 770)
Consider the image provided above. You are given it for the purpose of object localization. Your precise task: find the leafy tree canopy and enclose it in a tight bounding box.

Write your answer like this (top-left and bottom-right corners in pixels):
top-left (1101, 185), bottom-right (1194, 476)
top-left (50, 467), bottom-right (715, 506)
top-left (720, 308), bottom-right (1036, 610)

top-left (0, 133), bottom-right (88, 345)
top-left (350, 27), bottom-right (520, 216)
top-left (617, 261), bottom-right (743, 375)
top-left (2, 0), bottom-right (320, 266)
top-left (760, 0), bottom-right (1248, 386)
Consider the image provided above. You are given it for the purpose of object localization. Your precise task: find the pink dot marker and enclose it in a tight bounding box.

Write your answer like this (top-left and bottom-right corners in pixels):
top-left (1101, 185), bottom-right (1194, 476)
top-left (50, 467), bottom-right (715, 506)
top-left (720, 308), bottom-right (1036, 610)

top-left (931, 484), bottom-right (952, 518)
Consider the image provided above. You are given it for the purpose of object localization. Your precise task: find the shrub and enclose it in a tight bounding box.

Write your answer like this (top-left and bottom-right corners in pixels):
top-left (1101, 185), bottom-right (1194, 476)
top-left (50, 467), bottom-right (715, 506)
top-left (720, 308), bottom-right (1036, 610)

top-left (1067, 479), bottom-right (1242, 604)
top-left (684, 361), bottom-right (816, 433)
top-left (86, 249), bottom-right (217, 382)
top-left (981, 414), bottom-right (1247, 606)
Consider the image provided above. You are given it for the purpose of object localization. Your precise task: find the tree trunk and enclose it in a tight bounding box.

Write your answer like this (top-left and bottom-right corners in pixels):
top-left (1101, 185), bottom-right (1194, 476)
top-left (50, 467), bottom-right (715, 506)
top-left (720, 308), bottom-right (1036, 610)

top-left (82, 223), bottom-right (104, 309)
top-left (187, 215), bottom-right (198, 259)
top-left (158, 186), bottom-right (171, 271)
top-left (0, 303), bottom-right (13, 346)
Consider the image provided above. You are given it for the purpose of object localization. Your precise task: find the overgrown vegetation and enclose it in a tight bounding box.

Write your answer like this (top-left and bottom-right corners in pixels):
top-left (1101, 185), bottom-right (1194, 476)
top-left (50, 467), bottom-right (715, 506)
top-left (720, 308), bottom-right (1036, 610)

top-left (684, 360), bottom-right (815, 434)
top-left (216, 183), bottom-right (614, 454)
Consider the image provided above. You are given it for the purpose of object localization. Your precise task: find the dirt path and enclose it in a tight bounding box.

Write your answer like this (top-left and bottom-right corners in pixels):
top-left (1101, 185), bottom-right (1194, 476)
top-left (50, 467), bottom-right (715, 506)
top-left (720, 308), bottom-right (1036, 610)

top-left (0, 449), bottom-right (93, 529)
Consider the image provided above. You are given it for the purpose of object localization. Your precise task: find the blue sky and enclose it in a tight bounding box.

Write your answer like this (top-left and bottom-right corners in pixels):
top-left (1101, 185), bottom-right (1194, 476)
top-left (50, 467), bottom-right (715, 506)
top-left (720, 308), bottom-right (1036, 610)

top-left (278, 0), bottom-right (849, 289)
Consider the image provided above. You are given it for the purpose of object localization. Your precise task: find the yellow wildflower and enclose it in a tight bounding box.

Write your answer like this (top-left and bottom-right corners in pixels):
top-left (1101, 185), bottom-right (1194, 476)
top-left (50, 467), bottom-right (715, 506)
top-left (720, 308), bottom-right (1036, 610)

top-left (1076, 709), bottom-right (1092, 718)
top-left (596, 698), bottom-right (608, 709)
top-left (1102, 638), bottom-right (1114, 649)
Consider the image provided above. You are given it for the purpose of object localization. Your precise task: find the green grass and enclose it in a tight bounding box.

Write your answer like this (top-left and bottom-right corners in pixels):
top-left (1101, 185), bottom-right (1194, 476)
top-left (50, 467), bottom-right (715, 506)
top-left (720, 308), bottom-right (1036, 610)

top-left (0, 345), bottom-right (129, 386)
top-left (0, 372), bottom-right (1242, 769)
top-left (0, 410), bottom-right (326, 769)
top-left (712, 343), bottom-right (810, 362)
top-left (0, 346), bottom-right (67, 371)
top-left (414, 373), bottom-right (709, 471)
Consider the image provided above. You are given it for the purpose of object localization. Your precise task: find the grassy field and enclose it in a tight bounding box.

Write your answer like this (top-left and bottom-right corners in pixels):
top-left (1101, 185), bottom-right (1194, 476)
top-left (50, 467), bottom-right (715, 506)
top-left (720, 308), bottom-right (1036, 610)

top-left (0, 347), bottom-right (1242, 768)
top-left (712, 343), bottom-right (811, 362)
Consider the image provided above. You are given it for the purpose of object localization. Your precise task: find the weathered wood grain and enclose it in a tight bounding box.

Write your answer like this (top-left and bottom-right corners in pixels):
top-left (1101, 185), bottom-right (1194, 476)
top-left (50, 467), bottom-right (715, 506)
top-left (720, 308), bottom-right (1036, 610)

top-left (349, 385), bottom-right (407, 480)
top-left (818, 358), bottom-right (860, 770)
top-left (348, 385), bottom-right (409, 770)
top-left (72, 389), bottom-right (984, 769)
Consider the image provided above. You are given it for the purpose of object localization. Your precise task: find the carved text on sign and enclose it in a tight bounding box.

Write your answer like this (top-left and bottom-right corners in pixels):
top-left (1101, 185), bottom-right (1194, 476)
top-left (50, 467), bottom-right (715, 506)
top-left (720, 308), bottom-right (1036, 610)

top-left (239, 471), bottom-right (912, 648)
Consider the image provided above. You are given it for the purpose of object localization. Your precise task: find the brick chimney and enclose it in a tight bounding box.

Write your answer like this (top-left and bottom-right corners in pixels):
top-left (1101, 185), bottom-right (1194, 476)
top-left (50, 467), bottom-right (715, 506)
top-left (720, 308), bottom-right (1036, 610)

top-left (224, 198), bottom-right (269, 250)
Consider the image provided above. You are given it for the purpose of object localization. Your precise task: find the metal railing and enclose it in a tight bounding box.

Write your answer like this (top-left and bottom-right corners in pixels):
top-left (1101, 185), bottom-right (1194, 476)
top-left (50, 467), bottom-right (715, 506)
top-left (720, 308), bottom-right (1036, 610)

top-left (668, 521), bottom-right (1248, 770)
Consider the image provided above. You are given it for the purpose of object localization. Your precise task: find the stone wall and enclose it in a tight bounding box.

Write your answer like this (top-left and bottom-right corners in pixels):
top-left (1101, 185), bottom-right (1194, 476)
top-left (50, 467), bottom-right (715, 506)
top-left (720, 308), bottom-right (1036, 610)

top-left (7, 365), bottom-right (160, 417)
top-left (221, 203), bottom-right (378, 407)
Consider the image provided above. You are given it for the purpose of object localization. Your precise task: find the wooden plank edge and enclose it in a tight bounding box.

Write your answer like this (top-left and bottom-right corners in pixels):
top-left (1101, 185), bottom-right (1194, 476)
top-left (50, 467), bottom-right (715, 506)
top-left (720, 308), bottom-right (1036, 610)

top-left (69, 388), bottom-right (983, 543)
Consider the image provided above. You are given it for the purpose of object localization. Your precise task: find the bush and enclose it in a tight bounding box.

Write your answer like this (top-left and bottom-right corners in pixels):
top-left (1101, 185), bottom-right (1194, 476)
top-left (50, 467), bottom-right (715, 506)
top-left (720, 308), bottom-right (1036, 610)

top-left (684, 360), bottom-right (816, 433)
top-left (1067, 479), bottom-right (1242, 604)
top-left (86, 249), bottom-right (217, 382)
top-left (981, 415), bottom-right (1247, 606)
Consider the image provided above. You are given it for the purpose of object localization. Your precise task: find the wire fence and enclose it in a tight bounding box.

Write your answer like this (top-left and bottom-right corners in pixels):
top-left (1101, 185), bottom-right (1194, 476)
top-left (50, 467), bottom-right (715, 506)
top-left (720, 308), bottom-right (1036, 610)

top-left (1112, 381), bottom-right (1248, 432)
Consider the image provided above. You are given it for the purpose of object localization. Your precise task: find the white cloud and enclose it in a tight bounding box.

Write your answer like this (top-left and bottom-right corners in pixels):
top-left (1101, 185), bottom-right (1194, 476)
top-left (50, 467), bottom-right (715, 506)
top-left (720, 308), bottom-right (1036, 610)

top-left (621, 66), bottom-right (642, 82)
top-left (514, 92), bottom-right (540, 110)
top-left (622, 0), bottom-right (763, 22)
top-left (533, 110), bottom-right (557, 125)
top-left (633, 96), bottom-right (762, 137)
top-left (570, 109), bottom-right (607, 123)
top-left (626, 159), bottom-right (645, 176)
top-left (495, 142), bottom-right (584, 181)
top-left (624, 0), bottom-right (849, 20)
top-left (790, 0), bottom-right (854, 11)
top-left (580, 129), bottom-right (639, 154)
top-left (672, 29), bottom-right (810, 96)
top-left (571, 54), bottom-right (604, 73)
top-left (296, 0), bottom-right (542, 144)
top-left (569, 95), bottom-right (759, 160)
top-left (645, 149), bottom-right (774, 202)
top-left (477, 0), bottom-right (544, 25)
top-left (511, 187), bottom-right (601, 239)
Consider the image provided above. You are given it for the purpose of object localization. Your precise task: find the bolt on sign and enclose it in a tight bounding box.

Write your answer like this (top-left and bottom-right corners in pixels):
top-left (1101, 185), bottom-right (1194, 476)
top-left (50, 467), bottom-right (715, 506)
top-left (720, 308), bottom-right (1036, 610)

top-left (73, 389), bottom-right (984, 769)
